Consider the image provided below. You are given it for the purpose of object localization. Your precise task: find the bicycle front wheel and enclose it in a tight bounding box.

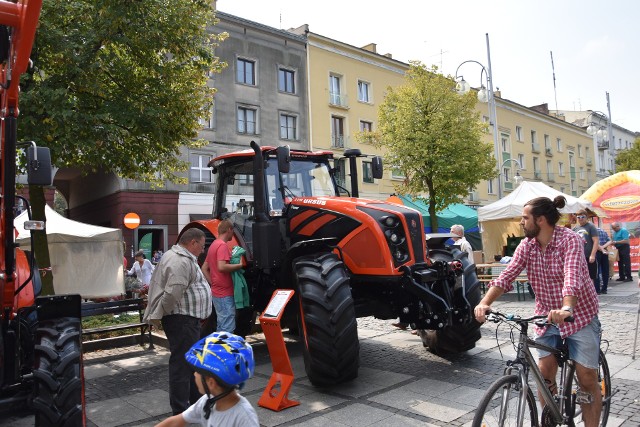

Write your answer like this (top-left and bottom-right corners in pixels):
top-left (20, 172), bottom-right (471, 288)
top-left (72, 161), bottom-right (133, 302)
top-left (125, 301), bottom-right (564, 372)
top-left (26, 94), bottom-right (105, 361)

top-left (565, 350), bottom-right (611, 426)
top-left (472, 374), bottom-right (539, 427)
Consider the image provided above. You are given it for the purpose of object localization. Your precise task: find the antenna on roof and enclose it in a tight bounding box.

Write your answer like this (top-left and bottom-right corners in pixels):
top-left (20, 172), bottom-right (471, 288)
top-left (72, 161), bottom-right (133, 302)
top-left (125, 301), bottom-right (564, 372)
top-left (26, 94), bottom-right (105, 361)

top-left (550, 51), bottom-right (559, 111)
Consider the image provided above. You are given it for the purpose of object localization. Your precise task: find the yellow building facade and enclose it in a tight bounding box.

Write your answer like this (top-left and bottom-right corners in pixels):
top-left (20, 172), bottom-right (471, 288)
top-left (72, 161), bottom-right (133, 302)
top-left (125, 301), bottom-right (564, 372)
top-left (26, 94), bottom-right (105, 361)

top-left (290, 26), bottom-right (408, 200)
top-left (471, 98), bottom-right (597, 205)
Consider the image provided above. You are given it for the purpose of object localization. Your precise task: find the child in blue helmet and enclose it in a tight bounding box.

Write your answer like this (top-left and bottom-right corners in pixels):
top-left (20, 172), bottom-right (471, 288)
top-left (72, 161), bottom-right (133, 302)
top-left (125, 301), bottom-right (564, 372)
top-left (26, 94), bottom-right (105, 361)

top-left (155, 332), bottom-right (259, 427)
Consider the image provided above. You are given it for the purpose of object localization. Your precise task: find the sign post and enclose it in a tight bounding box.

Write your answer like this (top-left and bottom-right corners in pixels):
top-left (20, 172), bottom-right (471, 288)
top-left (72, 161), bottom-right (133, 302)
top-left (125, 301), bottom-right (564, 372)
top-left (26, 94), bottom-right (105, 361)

top-left (124, 212), bottom-right (141, 229)
top-left (258, 289), bottom-right (300, 411)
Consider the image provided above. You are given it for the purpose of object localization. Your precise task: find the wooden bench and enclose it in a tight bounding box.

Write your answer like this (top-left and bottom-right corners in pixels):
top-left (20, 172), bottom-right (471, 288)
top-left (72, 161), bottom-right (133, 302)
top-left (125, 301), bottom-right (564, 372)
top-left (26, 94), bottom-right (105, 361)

top-left (476, 264), bottom-right (531, 301)
top-left (81, 298), bottom-right (153, 349)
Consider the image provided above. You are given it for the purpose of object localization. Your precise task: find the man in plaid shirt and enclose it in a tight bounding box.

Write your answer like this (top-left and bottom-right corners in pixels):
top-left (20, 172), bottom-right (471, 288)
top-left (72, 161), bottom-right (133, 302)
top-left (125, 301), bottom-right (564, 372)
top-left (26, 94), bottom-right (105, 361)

top-left (474, 196), bottom-right (601, 427)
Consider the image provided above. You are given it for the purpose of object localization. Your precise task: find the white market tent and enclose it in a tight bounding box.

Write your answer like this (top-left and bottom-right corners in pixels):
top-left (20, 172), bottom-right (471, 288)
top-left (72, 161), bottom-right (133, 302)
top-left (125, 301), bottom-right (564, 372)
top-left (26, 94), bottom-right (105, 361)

top-left (15, 205), bottom-right (125, 298)
top-left (478, 181), bottom-right (592, 259)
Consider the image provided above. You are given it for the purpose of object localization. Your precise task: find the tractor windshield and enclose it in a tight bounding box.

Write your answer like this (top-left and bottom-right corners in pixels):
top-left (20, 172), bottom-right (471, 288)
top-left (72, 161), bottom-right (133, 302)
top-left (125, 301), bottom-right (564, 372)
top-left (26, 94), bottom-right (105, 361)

top-left (266, 157), bottom-right (336, 214)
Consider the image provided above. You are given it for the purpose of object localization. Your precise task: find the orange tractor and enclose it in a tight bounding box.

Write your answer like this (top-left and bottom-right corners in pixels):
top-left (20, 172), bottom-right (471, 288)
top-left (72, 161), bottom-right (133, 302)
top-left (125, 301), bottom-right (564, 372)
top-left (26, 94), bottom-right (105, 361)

top-left (0, 1), bottom-right (84, 425)
top-left (181, 141), bottom-right (482, 386)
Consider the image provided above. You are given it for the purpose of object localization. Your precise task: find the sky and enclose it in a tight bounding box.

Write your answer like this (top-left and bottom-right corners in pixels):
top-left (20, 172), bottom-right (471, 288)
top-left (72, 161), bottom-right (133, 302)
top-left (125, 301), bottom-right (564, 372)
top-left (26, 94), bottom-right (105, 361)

top-left (218, 0), bottom-right (640, 133)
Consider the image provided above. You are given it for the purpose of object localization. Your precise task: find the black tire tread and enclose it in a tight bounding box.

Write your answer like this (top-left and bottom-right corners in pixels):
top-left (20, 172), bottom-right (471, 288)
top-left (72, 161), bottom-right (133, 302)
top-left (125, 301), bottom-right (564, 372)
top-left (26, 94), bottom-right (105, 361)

top-left (296, 253), bottom-right (359, 386)
top-left (33, 317), bottom-right (84, 427)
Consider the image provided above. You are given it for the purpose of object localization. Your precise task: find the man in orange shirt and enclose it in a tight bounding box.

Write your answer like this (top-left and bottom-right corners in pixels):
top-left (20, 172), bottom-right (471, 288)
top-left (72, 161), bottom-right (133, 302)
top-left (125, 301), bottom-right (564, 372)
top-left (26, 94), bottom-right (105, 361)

top-left (202, 220), bottom-right (243, 334)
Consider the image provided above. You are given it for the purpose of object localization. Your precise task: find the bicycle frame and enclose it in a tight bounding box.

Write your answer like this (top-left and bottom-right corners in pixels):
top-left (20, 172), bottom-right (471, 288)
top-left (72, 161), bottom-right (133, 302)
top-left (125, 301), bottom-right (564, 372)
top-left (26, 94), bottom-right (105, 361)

top-left (502, 319), bottom-right (573, 425)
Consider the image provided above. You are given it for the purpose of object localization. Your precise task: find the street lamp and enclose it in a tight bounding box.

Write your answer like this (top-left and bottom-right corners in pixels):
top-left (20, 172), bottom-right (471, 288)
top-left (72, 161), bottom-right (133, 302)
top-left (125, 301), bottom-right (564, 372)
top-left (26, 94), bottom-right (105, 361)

top-left (501, 158), bottom-right (523, 187)
top-left (455, 34), bottom-right (502, 198)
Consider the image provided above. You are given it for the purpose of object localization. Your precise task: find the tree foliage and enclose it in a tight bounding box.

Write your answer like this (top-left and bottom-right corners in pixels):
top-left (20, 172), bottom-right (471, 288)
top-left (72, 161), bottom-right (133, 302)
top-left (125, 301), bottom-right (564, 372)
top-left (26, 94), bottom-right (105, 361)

top-left (19, 0), bottom-right (227, 184)
top-left (615, 137), bottom-right (640, 171)
top-left (372, 62), bottom-right (496, 229)
top-left (17, 0), bottom-right (226, 295)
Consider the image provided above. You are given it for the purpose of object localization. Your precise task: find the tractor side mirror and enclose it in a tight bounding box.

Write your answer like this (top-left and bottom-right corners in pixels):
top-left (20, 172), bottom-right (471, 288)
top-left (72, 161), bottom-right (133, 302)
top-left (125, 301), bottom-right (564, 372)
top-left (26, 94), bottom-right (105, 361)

top-left (277, 145), bottom-right (290, 173)
top-left (371, 156), bottom-right (383, 179)
top-left (27, 146), bottom-right (53, 186)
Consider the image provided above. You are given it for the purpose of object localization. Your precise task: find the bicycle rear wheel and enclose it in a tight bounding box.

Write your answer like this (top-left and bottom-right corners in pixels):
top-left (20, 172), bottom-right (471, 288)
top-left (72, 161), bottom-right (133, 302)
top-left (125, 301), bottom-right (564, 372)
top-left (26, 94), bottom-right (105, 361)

top-left (472, 374), bottom-right (539, 427)
top-left (564, 350), bottom-right (611, 426)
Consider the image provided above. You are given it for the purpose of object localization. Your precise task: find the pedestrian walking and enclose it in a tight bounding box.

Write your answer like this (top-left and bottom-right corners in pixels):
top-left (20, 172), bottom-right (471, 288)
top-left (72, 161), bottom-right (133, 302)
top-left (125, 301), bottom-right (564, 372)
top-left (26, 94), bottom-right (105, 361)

top-left (596, 226), bottom-right (612, 294)
top-left (572, 210), bottom-right (599, 290)
top-left (611, 222), bottom-right (633, 282)
top-left (450, 224), bottom-right (474, 262)
top-left (143, 228), bottom-right (211, 415)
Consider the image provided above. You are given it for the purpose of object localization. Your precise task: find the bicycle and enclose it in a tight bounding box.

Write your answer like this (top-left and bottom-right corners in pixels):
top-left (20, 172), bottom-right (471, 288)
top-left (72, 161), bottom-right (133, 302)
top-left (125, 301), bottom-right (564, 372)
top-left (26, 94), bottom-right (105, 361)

top-left (472, 310), bottom-right (612, 427)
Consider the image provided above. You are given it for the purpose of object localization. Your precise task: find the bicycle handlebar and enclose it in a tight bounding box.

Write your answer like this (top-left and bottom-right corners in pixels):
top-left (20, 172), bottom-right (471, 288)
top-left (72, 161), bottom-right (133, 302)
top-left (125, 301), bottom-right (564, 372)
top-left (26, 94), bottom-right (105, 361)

top-left (486, 310), bottom-right (574, 326)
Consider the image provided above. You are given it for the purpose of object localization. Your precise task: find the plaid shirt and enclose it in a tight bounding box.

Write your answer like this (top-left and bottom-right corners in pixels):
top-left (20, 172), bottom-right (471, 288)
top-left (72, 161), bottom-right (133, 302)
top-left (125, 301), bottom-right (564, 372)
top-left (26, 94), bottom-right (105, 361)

top-left (597, 228), bottom-right (610, 246)
top-left (488, 226), bottom-right (599, 338)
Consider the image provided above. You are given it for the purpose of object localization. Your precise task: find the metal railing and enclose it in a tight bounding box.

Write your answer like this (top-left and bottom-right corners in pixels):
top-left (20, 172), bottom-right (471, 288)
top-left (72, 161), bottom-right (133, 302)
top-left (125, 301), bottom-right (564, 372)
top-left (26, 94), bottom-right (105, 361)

top-left (329, 92), bottom-right (348, 107)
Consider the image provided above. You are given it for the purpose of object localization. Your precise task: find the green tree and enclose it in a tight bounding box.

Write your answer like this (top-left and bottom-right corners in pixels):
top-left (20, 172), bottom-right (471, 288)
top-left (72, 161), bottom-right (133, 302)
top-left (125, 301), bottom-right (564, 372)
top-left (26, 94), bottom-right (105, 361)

top-left (18, 0), bottom-right (227, 295)
top-left (371, 62), bottom-right (496, 230)
top-left (615, 137), bottom-right (640, 171)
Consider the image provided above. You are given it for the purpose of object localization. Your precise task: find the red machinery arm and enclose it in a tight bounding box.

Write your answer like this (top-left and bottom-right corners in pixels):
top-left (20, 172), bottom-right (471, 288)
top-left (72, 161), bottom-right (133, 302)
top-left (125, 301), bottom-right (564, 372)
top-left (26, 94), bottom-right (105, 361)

top-left (0, 0), bottom-right (43, 306)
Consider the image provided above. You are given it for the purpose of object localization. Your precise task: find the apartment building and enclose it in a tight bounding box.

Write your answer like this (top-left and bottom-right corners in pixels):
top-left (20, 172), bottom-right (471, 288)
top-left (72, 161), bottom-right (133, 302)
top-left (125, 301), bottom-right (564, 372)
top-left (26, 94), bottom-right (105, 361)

top-left (63, 11), bottom-right (309, 254)
top-left (469, 100), bottom-right (596, 205)
top-left (289, 25), bottom-right (409, 200)
top-left (553, 110), bottom-right (637, 178)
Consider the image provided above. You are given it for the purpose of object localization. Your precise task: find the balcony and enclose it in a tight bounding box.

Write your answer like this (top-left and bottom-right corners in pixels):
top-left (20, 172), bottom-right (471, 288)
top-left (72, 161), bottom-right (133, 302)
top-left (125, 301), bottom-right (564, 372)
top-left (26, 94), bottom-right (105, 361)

top-left (586, 156), bottom-right (593, 166)
top-left (329, 92), bottom-right (349, 108)
top-left (547, 173), bottom-right (555, 182)
top-left (545, 147), bottom-right (553, 157)
top-left (597, 141), bottom-right (609, 150)
top-left (504, 181), bottom-right (513, 191)
top-left (534, 171), bottom-right (542, 180)
top-left (531, 143), bottom-right (540, 153)
top-left (468, 191), bottom-right (479, 202)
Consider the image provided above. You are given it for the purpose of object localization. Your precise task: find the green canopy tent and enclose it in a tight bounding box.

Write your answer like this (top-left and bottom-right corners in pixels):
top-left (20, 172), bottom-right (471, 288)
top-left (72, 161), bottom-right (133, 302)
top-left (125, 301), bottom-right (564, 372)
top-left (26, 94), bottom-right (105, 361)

top-left (389, 195), bottom-right (481, 250)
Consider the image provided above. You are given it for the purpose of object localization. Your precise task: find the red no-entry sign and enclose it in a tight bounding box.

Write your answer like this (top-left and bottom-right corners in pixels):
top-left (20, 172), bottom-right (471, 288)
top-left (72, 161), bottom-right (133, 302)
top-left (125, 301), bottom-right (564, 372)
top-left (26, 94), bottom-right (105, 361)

top-left (124, 212), bottom-right (141, 229)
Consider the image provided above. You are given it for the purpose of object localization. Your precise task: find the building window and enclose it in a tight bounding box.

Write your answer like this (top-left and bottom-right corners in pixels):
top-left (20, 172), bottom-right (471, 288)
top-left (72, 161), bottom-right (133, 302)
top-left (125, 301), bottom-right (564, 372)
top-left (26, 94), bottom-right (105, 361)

top-left (557, 138), bottom-right (563, 152)
top-left (558, 161), bottom-right (565, 176)
top-left (515, 126), bottom-right (523, 142)
top-left (189, 153), bottom-right (212, 183)
top-left (279, 114), bottom-right (297, 140)
top-left (357, 80), bottom-right (371, 103)
top-left (501, 134), bottom-right (510, 152)
top-left (579, 167), bottom-right (585, 180)
top-left (278, 68), bottom-right (295, 93)
top-left (487, 179), bottom-right (495, 194)
top-left (329, 74), bottom-right (344, 106)
top-left (237, 58), bottom-right (256, 85)
top-left (237, 106), bottom-right (257, 134)
top-left (239, 174), bottom-right (254, 186)
top-left (547, 159), bottom-right (553, 181)
top-left (331, 115), bottom-right (345, 148)
top-left (578, 144), bottom-right (583, 157)
top-left (544, 134), bottom-right (550, 150)
top-left (363, 161), bottom-right (374, 183)
top-left (391, 167), bottom-right (405, 180)
top-left (360, 120), bottom-right (372, 132)
top-left (198, 105), bottom-right (215, 129)
top-left (518, 153), bottom-right (526, 169)
top-left (533, 157), bottom-right (540, 179)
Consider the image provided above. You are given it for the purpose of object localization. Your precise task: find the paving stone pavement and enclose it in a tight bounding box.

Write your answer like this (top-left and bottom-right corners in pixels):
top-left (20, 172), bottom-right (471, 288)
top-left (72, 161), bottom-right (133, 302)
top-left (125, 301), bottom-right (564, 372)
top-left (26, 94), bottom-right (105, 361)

top-left (3, 280), bottom-right (640, 426)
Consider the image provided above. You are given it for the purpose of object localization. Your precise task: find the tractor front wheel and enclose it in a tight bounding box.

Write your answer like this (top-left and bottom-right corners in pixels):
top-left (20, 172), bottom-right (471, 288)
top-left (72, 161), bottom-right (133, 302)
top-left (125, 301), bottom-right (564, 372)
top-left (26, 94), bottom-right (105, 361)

top-left (295, 253), bottom-right (359, 386)
top-left (32, 317), bottom-right (84, 426)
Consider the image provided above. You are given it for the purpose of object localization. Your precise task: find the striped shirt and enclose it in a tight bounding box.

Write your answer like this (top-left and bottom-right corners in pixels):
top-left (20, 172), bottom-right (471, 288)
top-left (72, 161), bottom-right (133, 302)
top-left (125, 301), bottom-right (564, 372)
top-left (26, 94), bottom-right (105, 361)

top-left (171, 249), bottom-right (212, 319)
top-left (488, 226), bottom-right (599, 338)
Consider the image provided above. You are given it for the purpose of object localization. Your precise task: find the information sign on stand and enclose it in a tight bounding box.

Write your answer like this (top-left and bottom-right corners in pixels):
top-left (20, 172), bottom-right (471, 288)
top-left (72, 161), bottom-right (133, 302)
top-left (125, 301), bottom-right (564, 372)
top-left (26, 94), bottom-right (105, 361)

top-left (258, 289), bottom-right (300, 411)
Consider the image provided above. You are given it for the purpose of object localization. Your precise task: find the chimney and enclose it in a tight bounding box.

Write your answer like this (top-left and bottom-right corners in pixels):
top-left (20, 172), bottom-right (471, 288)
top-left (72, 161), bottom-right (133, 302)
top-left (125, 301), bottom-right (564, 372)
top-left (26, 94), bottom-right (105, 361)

top-left (384, 53), bottom-right (393, 58)
top-left (361, 43), bottom-right (377, 53)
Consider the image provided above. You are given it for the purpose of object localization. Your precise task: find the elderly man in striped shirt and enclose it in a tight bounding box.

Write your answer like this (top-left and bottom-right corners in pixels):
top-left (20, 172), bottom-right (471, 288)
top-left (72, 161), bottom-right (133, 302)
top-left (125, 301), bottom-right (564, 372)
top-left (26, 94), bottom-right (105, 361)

top-left (144, 228), bottom-right (212, 415)
top-left (474, 196), bottom-right (601, 427)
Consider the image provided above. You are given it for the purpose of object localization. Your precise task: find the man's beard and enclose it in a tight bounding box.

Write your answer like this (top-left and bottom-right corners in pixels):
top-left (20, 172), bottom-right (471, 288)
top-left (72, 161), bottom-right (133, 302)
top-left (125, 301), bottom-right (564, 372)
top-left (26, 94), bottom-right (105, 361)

top-left (523, 222), bottom-right (540, 239)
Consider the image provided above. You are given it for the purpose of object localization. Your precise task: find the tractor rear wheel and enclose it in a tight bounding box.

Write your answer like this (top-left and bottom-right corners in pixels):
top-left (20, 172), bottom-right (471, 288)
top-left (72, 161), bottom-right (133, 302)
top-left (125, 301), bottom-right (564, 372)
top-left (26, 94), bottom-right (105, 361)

top-left (418, 247), bottom-right (482, 354)
top-left (32, 317), bottom-right (84, 427)
top-left (295, 253), bottom-right (359, 386)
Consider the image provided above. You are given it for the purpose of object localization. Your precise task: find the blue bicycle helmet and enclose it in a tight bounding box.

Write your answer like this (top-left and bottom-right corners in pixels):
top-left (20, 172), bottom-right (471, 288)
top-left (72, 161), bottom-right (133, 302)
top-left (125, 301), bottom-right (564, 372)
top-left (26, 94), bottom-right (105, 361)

top-left (185, 332), bottom-right (255, 390)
